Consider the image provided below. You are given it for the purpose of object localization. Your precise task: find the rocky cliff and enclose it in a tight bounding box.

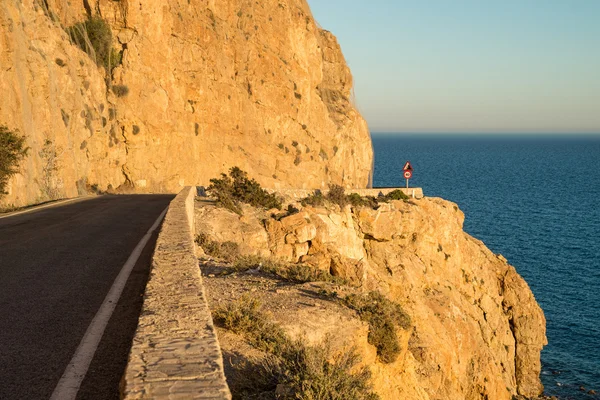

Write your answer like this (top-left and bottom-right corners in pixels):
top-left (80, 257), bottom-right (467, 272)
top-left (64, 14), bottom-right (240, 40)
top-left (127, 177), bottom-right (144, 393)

top-left (196, 195), bottom-right (547, 399)
top-left (0, 0), bottom-right (372, 207)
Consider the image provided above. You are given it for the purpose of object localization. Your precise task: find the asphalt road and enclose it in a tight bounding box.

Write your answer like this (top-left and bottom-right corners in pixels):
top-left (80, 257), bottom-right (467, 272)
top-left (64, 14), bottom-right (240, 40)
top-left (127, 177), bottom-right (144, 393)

top-left (0, 194), bottom-right (174, 400)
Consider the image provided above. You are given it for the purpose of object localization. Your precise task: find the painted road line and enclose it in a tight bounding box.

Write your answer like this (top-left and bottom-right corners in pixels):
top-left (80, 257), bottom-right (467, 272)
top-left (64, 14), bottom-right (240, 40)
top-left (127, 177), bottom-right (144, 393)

top-left (0, 196), bottom-right (95, 220)
top-left (50, 206), bottom-right (169, 400)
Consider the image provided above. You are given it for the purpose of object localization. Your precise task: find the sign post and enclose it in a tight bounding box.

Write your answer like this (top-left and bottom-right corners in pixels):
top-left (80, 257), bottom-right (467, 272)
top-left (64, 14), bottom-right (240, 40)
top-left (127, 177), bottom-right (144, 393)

top-left (404, 170), bottom-right (412, 188)
top-left (403, 161), bottom-right (413, 189)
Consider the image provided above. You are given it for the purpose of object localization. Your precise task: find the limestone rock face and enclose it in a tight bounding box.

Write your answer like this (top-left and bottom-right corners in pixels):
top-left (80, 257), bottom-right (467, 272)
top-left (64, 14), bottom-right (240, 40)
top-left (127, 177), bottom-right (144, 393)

top-left (0, 0), bottom-right (127, 204)
top-left (0, 0), bottom-right (372, 207)
top-left (195, 197), bottom-right (547, 399)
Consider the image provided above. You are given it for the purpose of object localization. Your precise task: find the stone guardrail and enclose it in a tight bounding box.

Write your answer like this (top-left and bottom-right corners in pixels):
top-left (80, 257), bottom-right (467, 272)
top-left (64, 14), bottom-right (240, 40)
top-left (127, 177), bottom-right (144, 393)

top-left (121, 187), bottom-right (231, 399)
top-left (268, 187), bottom-right (424, 200)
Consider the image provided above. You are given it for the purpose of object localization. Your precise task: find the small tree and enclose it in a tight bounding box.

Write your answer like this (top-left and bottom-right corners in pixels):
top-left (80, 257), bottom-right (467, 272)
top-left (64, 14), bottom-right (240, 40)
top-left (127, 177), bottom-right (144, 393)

top-left (0, 126), bottom-right (29, 197)
top-left (207, 167), bottom-right (282, 214)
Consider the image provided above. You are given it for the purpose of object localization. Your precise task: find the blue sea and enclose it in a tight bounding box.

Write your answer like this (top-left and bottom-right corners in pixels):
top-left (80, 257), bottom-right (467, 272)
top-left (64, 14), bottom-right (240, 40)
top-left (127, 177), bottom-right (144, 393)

top-left (372, 133), bottom-right (600, 399)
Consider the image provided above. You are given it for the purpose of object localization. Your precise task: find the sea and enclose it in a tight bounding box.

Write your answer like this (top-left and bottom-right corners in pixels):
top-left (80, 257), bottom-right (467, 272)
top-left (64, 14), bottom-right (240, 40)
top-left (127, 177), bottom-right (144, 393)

top-left (372, 133), bottom-right (600, 399)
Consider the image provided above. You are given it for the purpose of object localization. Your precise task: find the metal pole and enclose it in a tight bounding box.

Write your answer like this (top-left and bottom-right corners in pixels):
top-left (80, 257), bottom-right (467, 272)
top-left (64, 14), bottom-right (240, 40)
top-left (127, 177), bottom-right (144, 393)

top-left (406, 178), bottom-right (409, 189)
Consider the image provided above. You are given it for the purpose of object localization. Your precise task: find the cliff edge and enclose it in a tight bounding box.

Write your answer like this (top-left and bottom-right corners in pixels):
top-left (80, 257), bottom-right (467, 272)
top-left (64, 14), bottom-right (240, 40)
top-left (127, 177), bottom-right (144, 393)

top-left (0, 0), bottom-right (372, 207)
top-left (196, 193), bottom-right (547, 399)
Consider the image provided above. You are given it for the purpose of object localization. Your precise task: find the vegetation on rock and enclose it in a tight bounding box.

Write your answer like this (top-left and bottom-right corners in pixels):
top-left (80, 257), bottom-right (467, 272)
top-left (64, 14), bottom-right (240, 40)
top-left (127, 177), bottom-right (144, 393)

top-left (0, 126), bottom-right (28, 197)
top-left (195, 233), bottom-right (240, 262)
top-left (233, 255), bottom-right (345, 284)
top-left (343, 291), bottom-right (411, 363)
top-left (346, 193), bottom-right (379, 208)
top-left (301, 186), bottom-right (409, 210)
top-left (111, 84), bottom-right (129, 97)
top-left (214, 296), bottom-right (379, 400)
top-left (67, 16), bottom-right (122, 71)
top-left (326, 184), bottom-right (348, 208)
top-left (380, 189), bottom-right (409, 201)
top-left (195, 235), bottom-right (344, 284)
top-left (300, 190), bottom-right (326, 207)
top-left (207, 167), bottom-right (282, 215)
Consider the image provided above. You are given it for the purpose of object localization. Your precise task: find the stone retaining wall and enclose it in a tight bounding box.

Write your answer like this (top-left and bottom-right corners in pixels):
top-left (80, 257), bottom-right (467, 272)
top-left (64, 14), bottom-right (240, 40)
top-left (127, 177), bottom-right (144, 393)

top-left (121, 187), bottom-right (231, 399)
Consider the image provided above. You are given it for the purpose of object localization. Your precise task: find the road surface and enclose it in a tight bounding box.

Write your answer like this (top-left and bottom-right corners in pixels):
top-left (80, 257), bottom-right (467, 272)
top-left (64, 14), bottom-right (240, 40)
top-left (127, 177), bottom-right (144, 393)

top-left (0, 194), bottom-right (174, 400)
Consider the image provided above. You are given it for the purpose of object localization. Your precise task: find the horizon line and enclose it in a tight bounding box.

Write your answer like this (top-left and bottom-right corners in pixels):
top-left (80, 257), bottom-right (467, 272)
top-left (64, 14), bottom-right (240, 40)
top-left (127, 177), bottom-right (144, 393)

top-left (371, 131), bottom-right (600, 136)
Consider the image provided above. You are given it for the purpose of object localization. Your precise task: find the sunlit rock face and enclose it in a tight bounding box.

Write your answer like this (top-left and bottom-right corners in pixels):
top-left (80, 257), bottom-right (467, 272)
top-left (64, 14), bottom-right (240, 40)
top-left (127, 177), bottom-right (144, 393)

top-left (0, 0), bottom-right (372, 206)
top-left (196, 197), bottom-right (547, 400)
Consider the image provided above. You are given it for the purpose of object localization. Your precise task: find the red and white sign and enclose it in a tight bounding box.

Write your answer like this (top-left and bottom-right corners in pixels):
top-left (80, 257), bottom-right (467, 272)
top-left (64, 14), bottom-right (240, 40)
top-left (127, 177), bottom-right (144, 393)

top-left (404, 171), bottom-right (412, 179)
top-left (403, 161), bottom-right (413, 172)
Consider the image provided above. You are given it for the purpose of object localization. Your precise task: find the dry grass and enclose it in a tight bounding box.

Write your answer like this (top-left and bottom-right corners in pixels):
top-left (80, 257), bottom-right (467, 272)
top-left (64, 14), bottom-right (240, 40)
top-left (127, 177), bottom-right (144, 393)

top-left (67, 17), bottom-right (121, 71)
top-left (232, 255), bottom-right (345, 284)
top-left (214, 296), bottom-right (380, 400)
top-left (195, 233), bottom-right (240, 262)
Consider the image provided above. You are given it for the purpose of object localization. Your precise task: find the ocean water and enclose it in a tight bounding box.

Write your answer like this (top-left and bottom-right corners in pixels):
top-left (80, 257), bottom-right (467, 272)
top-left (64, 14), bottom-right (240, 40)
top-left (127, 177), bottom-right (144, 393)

top-left (372, 134), bottom-right (600, 399)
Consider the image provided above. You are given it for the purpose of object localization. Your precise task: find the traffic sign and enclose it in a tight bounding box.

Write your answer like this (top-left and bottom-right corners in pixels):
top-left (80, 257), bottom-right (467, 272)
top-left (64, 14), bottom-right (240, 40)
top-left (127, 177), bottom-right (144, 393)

top-left (404, 171), bottom-right (412, 179)
top-left (403, 161), bottom-right (413, 172)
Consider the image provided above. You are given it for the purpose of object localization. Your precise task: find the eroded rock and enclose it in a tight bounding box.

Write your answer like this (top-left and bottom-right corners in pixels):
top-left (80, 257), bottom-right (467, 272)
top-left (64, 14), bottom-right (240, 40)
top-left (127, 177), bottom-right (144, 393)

top-left (0, 0), bottom-right (372, 207)
top-left (196, 196), bottom-right (547, 400)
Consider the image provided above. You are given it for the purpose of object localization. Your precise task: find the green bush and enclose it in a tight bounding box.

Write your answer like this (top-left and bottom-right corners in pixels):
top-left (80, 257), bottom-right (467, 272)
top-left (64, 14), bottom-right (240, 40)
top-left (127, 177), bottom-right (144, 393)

top-left (302, 186), bottom-right (383, 210)
top-left (326, 184), bottom-right (348, 208)
top-left (0, 126), bottom-right (28, 197)
top-left (67, 17), bottom-right (122, 71)
top-left (303, 187), bottom-right (410, 211)
top-left (347, 193), bottom-right (379, 208)
top-left (300, 190), bottom-right (325, 207)
top-left (207, 167), bottom-right (282, 215)
top-left (380, 189), bottom-right (409, 202)
top-left (214, 296), bottom-right (379, 400)
top-left (343, 291), bottom-right (411, 363)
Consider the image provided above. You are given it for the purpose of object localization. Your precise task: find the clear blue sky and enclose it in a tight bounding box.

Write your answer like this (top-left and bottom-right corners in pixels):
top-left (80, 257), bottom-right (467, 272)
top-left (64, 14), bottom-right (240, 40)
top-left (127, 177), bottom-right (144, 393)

top-left (307, 0), bottom-right (600, 133)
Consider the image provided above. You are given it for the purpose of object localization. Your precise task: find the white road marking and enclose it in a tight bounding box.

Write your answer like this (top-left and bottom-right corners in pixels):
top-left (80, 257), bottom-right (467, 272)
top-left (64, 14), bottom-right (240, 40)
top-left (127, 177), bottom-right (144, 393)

top-left (50, 206), bottom-right (169, 400)
top-left (0, 196), bottom-right (94, 220)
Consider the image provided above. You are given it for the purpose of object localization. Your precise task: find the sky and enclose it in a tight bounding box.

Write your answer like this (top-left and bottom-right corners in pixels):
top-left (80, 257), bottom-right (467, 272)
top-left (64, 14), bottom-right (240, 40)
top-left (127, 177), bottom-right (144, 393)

top-left (307, 0), bottom-right (600, 134)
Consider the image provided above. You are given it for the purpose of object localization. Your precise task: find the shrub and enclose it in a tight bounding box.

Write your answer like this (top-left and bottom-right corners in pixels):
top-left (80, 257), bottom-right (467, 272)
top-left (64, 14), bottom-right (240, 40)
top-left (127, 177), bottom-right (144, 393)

top-left (347, 193), bottom-right (379, 209)
top-left (207, 172), bottom-right (243, 215)
top-left (232, 255), bottom-right (344, 284)
top-left (380, 189), bottom-right (409, 201)
top-left (303, 188), bottom-right (410, 211)
top-left (0, 126), bottom-right (29, 197)
top-left (302, 186), bottom-right (382, 210)
top-left (214, 296), bottom-right (379, 400)
top-left (343, 291), bottom-right (411, 363)
top-left (326, 184), bottom-right (348, 208)
top-left (279, 263), bottom-right (341, 284)
top-left (67, 17), bottom-right (122, 71)
top-left (285, 203), bottom-right (299, 215)
top-left (111, 84), bottom-right (129, 97)
top-left (214, 295), bottom-right (290, 355)
top-left (300, 190), bottom-right (325, 207)
top-left (195, 233), bottom-right (240, 262)
top-left (207, 167), bottom-right (282, 214)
